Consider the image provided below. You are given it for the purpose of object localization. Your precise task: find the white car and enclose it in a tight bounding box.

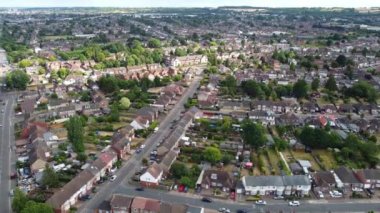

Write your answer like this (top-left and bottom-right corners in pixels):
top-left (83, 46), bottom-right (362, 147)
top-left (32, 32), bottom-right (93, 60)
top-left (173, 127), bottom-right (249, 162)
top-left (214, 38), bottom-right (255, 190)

top-left (110, 175), bottom-right (117, 182)
top-left (255, 200), bottom-right (267, 205)
top-left (352, 187), bottom-right (363, 192)
top-left (330, 190), bottom-right (342, 198)
top-left (289, 201), bottom-right (300, 206)
top-left (318, 191), bottom-right (324, 198)
top-left (140, 144), bottom-right (146, 149)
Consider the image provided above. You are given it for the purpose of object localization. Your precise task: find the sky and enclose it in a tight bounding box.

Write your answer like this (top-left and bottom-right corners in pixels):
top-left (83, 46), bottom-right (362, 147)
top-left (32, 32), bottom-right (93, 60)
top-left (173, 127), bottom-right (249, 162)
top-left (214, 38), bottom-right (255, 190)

top-left (0, 0), bottom-right (379, 8)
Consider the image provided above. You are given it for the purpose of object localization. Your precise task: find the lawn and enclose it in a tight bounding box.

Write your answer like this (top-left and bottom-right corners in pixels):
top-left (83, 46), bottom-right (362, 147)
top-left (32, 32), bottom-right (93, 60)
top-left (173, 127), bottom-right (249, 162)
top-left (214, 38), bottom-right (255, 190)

top-left (266, 149), bottom-right (281, 175)
top-left (291, 150), bottom-right (322, 171)
top-left (313, 149), bottom-right (338, 170)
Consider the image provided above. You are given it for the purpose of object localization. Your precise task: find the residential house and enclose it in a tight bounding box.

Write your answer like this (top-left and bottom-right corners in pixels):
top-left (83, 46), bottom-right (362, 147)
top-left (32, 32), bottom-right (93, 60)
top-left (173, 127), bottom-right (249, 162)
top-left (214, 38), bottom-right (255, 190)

top-left (242, 176), bottom-right (285, 196)
top-left (197, 169), bottom-right (235, 193)
top-left (160, 202), bottom-right (187, 213)
top-left (47, 150), bottom-right (117, 213)
top-left (333, 167), bottom-right (363, 193)
top-left (29, 141), bottom-right (51, 173)
top-left (219, 100), bottom-right (251, 112)
top-left (242, 175), bottom-right (311, 196)
top-left (312, 171), bottom-right (337, 193)
top-left (282, 175), bottom-right (311, 196)
top-left (276, 113), bottom-right (301, 126)
top-left (110, 194), bottom-right (133, 213)
top-left (21, 98), bottom-right (36, 115)
top-left (355, 169), bottom-right (380, 189)
top-left (140, 163), bottom-right (163, 187)
top-left (111, 125), bottom-right (134, 158)
top-left (130, 197), bottom-right (161, 213)
top-left (248, 110), bottom-right (275, 126)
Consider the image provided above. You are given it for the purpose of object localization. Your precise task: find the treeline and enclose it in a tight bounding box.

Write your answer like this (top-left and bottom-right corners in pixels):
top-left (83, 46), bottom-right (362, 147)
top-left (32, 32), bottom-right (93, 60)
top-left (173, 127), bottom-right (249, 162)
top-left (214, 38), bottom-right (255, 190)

top-left (299, 127), bottom-right (379, 168)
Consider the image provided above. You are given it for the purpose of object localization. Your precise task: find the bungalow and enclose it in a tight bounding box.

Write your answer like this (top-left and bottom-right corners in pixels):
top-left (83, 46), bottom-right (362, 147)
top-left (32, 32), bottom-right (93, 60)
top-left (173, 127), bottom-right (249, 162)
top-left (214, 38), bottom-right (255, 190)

top-left (355, 169), bottom-right (380, 189)
top-left (197, 170), bottom-right (235, 193)
top-left (140, 163), bottom-right (163, 187)
top-left (312, 171), bottom-right (337, 193)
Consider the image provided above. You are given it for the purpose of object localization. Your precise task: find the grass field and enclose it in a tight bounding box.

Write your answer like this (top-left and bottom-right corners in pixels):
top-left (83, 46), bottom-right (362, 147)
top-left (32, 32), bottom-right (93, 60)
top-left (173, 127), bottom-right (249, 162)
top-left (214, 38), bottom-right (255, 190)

top-left (313, 149), bottom-right (338, 170)
top-left (266, 149), bottom-right (281, 175)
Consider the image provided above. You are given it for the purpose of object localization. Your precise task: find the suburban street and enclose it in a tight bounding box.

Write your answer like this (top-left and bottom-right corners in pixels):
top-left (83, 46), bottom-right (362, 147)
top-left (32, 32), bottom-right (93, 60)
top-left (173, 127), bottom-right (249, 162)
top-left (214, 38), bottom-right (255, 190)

top-left (79, 75), bottom-right (202, 213)
top-left (77, 74), bottom-right (380, 213)
top-left (114, 185), bottom-right (380, 213)
top-left (0, 94), bottom-right (16, 213)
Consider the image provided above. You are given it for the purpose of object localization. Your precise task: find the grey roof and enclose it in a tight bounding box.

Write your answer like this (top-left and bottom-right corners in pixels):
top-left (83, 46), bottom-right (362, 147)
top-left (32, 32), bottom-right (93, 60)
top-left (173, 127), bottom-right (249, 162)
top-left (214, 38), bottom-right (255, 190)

top-left (244, 176), bottom-right (284, 187)
top-left (282, 175), bottom-right (310, 186)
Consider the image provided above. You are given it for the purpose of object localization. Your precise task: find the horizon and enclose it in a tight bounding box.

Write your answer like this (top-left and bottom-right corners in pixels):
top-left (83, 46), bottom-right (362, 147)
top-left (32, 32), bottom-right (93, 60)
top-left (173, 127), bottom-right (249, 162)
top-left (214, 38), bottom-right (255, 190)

top-left (1, 0), bottom-right (379, 8)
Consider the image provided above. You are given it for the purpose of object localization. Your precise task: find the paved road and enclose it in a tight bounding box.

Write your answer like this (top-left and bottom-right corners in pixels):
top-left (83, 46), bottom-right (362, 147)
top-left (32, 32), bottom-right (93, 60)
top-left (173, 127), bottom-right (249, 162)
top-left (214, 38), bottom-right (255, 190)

top-left (0, 94), bottom-right (15, 213)
top-left (79, 76), bottom-right (202, 213)
top-left (113, 185), bottom-right (380, 213)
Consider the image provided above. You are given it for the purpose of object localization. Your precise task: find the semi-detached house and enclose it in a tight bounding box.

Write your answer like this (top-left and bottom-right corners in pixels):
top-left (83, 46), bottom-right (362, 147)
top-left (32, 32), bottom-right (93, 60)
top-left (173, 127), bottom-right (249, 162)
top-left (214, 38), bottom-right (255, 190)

top-left (242, 175), bottom-right (311, 196)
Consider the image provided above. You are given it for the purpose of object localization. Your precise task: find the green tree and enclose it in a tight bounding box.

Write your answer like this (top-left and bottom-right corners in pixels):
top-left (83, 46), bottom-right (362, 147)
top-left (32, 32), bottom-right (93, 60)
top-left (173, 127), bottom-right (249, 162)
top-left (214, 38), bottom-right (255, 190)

top-left (179, 176), bottom-right (192, 187)
top-left (170, 162), bottom-right (189, 179)
top-left (66, 116), bottom-right (85, 153)
top-left (242, 120), bottom-right (266, 149)
top-left (203, 147), bottom-right (222, 164)
top-left (293, 79), bottom-right (308, 99)
top-left (174, 48), bottom-right (187, 57)
top-left (12, 188), bottom-right (28, 213)
top-left (21, 201), bottom-right (53, 213)
top-left (220, 75), bottom-right (237, 96)
top-left (336, 55), bottom-right (347, 67)
top-left (147, 38), bottom-right (162, 48)
top-left (311, 78), bottom-right (320, 91)
top-left (6, 70), bottom-right (30, 90)
top-left (325, 75), bottom-right (338, 92)
top-left (119, 97), bottom-right (131, 109)
top-left (57, 68), bottom-right (69, 79)
top-left (41, 165), bottom-right (59, 189)
top-left (18, 59), bottom-right (33, 68)
top-left (98, 76), bottom-right (119, 93)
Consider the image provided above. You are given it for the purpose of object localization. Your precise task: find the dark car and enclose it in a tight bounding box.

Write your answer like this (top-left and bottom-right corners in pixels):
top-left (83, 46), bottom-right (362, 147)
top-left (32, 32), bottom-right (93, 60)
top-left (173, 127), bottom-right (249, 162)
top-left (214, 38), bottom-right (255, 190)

top-left (135, 187), bottom-right (145, 191)
top-left (79, 194), bottom-right (91, 201)
top-left (201, 197), bottom-right (212, 203)
top-left (236, 210), bottom-right (248, 213)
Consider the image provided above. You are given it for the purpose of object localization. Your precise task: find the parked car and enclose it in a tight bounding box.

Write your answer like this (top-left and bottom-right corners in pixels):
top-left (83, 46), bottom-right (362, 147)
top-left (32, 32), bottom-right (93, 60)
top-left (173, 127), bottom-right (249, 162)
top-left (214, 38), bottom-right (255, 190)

top-left (201, 197), bottom-right (212, 203)
top-left (236, 210), bottom-right (248, 213)
top-left (273, 195), bottom-right (284, 200)
top-left (135, 187), bottom-right (144, 191)
top-left (318, 191), bottom-right (324, 198)
top-left (79, 194), bottom-right (91, 201)
top-left (255, 200), bottom-right (267, 205)
top-left (288, 201), bottom-right (300, 206)
top-left (352, 187), bottom-right (363, 192)
top-left (329, 190), bottom-right (342, 198)
top-left (110, 175), bottom-right (117, 182)
top-left (136, 148), bottom-right (142, 154)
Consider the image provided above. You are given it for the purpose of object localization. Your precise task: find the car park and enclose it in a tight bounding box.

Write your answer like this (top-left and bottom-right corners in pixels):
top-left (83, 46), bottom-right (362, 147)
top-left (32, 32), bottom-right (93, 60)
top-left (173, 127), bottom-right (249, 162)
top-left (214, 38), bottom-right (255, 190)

top-left (289, 201), bottom-right (300, 206)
